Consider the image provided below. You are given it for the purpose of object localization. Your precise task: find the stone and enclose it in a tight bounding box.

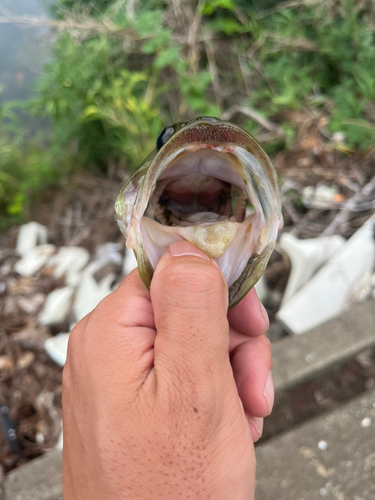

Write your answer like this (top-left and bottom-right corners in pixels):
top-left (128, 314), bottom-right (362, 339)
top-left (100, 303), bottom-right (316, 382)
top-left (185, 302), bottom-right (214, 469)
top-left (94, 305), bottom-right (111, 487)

top-left (13, 326), bottom-right (51, 350)
top-left (15, 222), bottom-right (48, 256)
top-left (16, 351), bottom-right (36, 370)
top-left (38, 287), bottom-right (74, 326)
top-left (17, 293), bottom-right (46, 315)
top-left (0, 355), bottom-right (14, 370)
top-left (279, 233), bottom-right (345, 305)
top-left (277, 215), bottom-right (375, 334)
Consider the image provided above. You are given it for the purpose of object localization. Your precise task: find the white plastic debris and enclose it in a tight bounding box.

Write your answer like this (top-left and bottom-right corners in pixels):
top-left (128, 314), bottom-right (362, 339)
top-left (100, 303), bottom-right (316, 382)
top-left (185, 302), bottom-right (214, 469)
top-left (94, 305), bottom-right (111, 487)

top-left (123, 249), bottom-right (138, 276)
top-left (96, 242), bottom-right (123, 266)
top-left (254, 276), bottom-right (268, 303)
top-left (277, 215), bottom-right (375, 334)
top-left (73, 262), bottom-right (116, 322)
top-left (302, 184), bottom-right (343, 209)
top-left (48, 246), bottom-right (90, 287)
top-left (280, 233), bottom-right (345, 305)
top-left (56, 429), bottom-right (63, 450)
top-left (38, 287), bottom-right (75, 326)
top-left (14, 244), bottom-right (56, 277)
top-left (16, 222), bottom-right (48, 256)
top-left (44, 333), bottom-right (70, 367)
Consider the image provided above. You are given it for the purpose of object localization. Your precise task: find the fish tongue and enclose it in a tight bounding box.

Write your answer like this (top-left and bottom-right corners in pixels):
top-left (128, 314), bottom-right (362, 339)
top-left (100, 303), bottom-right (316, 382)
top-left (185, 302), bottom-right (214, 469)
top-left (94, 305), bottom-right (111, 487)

top-left (179, 221), bottom-right (237, 258)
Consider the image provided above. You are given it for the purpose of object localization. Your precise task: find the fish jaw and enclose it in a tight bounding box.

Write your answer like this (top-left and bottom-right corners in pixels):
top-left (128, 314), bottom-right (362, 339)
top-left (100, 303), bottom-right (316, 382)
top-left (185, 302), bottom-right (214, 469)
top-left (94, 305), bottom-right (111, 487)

top-left (115, 120), bottom-right (282, 308)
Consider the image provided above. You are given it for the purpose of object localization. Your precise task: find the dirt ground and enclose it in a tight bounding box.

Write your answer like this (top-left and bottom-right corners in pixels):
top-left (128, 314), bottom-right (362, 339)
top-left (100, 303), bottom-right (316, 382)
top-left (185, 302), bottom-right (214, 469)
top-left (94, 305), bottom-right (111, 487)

top-left (1, 123), bottom-right (375, 473)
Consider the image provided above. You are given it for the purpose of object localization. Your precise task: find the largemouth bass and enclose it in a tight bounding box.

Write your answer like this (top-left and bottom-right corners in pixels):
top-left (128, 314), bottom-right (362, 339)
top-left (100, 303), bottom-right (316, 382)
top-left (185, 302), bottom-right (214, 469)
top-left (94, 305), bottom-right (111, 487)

top-left (115, 116), bottom-right (283, 308)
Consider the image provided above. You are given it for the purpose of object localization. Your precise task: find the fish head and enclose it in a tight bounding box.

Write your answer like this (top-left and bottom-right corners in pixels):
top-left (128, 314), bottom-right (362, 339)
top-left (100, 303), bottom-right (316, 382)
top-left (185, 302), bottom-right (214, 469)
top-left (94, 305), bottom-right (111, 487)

top-left (115, 116), bottom-right (283, 308)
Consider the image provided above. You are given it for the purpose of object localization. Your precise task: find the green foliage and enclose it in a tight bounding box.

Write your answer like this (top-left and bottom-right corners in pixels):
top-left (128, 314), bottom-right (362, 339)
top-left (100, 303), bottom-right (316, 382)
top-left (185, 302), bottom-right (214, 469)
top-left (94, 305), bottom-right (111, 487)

top-left (0, 102), bottom-right (73, 228)
top-left (1, 0), bottom-right (375, 225)
top-left (246, 1), bottom-right (375, 150)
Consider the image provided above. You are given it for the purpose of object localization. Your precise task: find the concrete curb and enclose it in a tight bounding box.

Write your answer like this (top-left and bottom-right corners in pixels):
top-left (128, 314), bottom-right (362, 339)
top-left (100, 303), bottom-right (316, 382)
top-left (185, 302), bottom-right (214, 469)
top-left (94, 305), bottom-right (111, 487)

top-left (3, 450), bottom-right (62, 500)
top-left (255, 388), bottom-right (375, 499)
top-left (272, 298), bottom-right (375, 392)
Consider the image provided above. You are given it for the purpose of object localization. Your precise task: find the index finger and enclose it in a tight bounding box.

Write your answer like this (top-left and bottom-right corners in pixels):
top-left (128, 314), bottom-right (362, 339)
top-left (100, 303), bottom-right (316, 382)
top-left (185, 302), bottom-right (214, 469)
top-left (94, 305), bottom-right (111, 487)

top-left (227, 288), bottom-right (269, 337)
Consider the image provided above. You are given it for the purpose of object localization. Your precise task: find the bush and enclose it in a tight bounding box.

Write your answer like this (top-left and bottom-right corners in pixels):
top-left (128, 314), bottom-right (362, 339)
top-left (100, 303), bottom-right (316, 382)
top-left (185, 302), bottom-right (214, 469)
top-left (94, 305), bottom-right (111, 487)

top-left (1, 0), bottom-right (374, 225)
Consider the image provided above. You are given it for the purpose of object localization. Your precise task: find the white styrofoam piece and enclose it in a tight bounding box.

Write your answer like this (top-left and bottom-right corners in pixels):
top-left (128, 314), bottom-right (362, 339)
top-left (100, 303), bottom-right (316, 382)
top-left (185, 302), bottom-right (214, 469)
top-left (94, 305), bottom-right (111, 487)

top-left (48, 246), bottom-right (90, 286)
top-left (123, 249), bottom-right (138, 276)
top-left (254, 276), bottom-right (268, 303)
top-left (14, 244), bottom-right (56, 277)
top-left (277, 216), bottom-right (375, 335)
top-left (16, 222), bottom-right (48, 256)
top-left (73, 261), bottom-right (116, 322)
top-left (280, 234), bottom-right (345, 305)
top-left (38, 286), bottom-right (74, 326)
top-left (44, 333), bottom-right (70, 367)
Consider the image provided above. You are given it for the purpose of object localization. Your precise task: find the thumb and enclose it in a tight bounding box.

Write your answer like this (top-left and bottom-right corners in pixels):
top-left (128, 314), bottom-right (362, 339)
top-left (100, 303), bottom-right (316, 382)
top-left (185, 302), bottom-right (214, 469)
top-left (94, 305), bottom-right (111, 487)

top-left (150, 241), bottom-right (230, 380)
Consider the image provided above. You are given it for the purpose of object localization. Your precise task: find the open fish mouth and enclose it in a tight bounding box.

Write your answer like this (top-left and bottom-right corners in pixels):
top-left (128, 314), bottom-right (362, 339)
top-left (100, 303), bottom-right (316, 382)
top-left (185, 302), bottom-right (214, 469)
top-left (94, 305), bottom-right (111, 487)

top-left (115, 117), bottom-right (283, 308)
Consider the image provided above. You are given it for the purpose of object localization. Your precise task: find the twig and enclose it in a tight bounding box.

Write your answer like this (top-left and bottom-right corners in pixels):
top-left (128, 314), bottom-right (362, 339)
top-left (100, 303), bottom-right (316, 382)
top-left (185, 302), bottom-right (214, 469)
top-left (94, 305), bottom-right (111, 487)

top-left (204, 37), bottom-right (223, 110)
top-left (290, 208), bottom-right (322, 236)
top-left (187, 0), bottom-right (204, 74)
top-left (222, 105), bottom-right (284, 136)
top-left (238, 54), bottom-right (253, 96)
top-left (282, 196), bottom-right (301, 224)
top-left (321, 173), bottom-right (375, 236)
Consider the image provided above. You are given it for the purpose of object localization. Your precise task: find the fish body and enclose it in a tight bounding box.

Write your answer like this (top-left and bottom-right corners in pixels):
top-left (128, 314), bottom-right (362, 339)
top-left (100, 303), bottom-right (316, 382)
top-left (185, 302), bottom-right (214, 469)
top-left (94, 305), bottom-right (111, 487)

top-left (115, 116), bottom-right (283, 308)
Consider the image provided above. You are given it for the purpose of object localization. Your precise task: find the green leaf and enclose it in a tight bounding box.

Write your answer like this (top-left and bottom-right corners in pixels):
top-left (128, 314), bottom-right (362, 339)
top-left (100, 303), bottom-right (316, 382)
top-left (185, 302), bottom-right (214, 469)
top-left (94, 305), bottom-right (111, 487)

top-left (202, 0), bottom-right (236, 16)
top-left (154, 46), bottom-right (181, 69)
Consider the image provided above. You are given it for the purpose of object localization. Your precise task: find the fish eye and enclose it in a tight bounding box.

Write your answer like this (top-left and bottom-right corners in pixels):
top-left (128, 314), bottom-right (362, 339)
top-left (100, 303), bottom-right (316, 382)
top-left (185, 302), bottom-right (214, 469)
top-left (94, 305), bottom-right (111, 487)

top-left (156, 126), bottom-right (175, 150)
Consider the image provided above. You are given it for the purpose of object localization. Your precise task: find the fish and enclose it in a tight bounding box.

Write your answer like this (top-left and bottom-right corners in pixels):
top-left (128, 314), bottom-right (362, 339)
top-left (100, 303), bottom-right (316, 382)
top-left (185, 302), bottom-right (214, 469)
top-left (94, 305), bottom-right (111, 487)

top-left (115, 116), bottom-right (283, 308)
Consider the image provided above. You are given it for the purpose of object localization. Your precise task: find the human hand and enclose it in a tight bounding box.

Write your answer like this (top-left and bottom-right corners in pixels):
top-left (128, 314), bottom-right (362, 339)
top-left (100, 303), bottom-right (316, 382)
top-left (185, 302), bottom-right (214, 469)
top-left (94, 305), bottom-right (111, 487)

top-left (63, 241), bottom-right (273, 500)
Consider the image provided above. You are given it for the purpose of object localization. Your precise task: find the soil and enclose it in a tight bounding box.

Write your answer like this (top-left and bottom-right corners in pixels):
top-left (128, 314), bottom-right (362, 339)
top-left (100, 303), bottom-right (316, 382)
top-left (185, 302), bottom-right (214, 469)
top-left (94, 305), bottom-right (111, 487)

top-left (0, 132), bottom-right (375, 474)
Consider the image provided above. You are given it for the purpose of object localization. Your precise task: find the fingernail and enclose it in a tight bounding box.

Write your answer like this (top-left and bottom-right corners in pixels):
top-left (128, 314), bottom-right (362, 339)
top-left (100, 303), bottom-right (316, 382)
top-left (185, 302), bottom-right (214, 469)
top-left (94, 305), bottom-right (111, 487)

top-left (169, 241), bottom-right (210, 261)
top-left (249, 416), bottom-right (264, 438)
top-left (264, 372), bottom-right (274, 415)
